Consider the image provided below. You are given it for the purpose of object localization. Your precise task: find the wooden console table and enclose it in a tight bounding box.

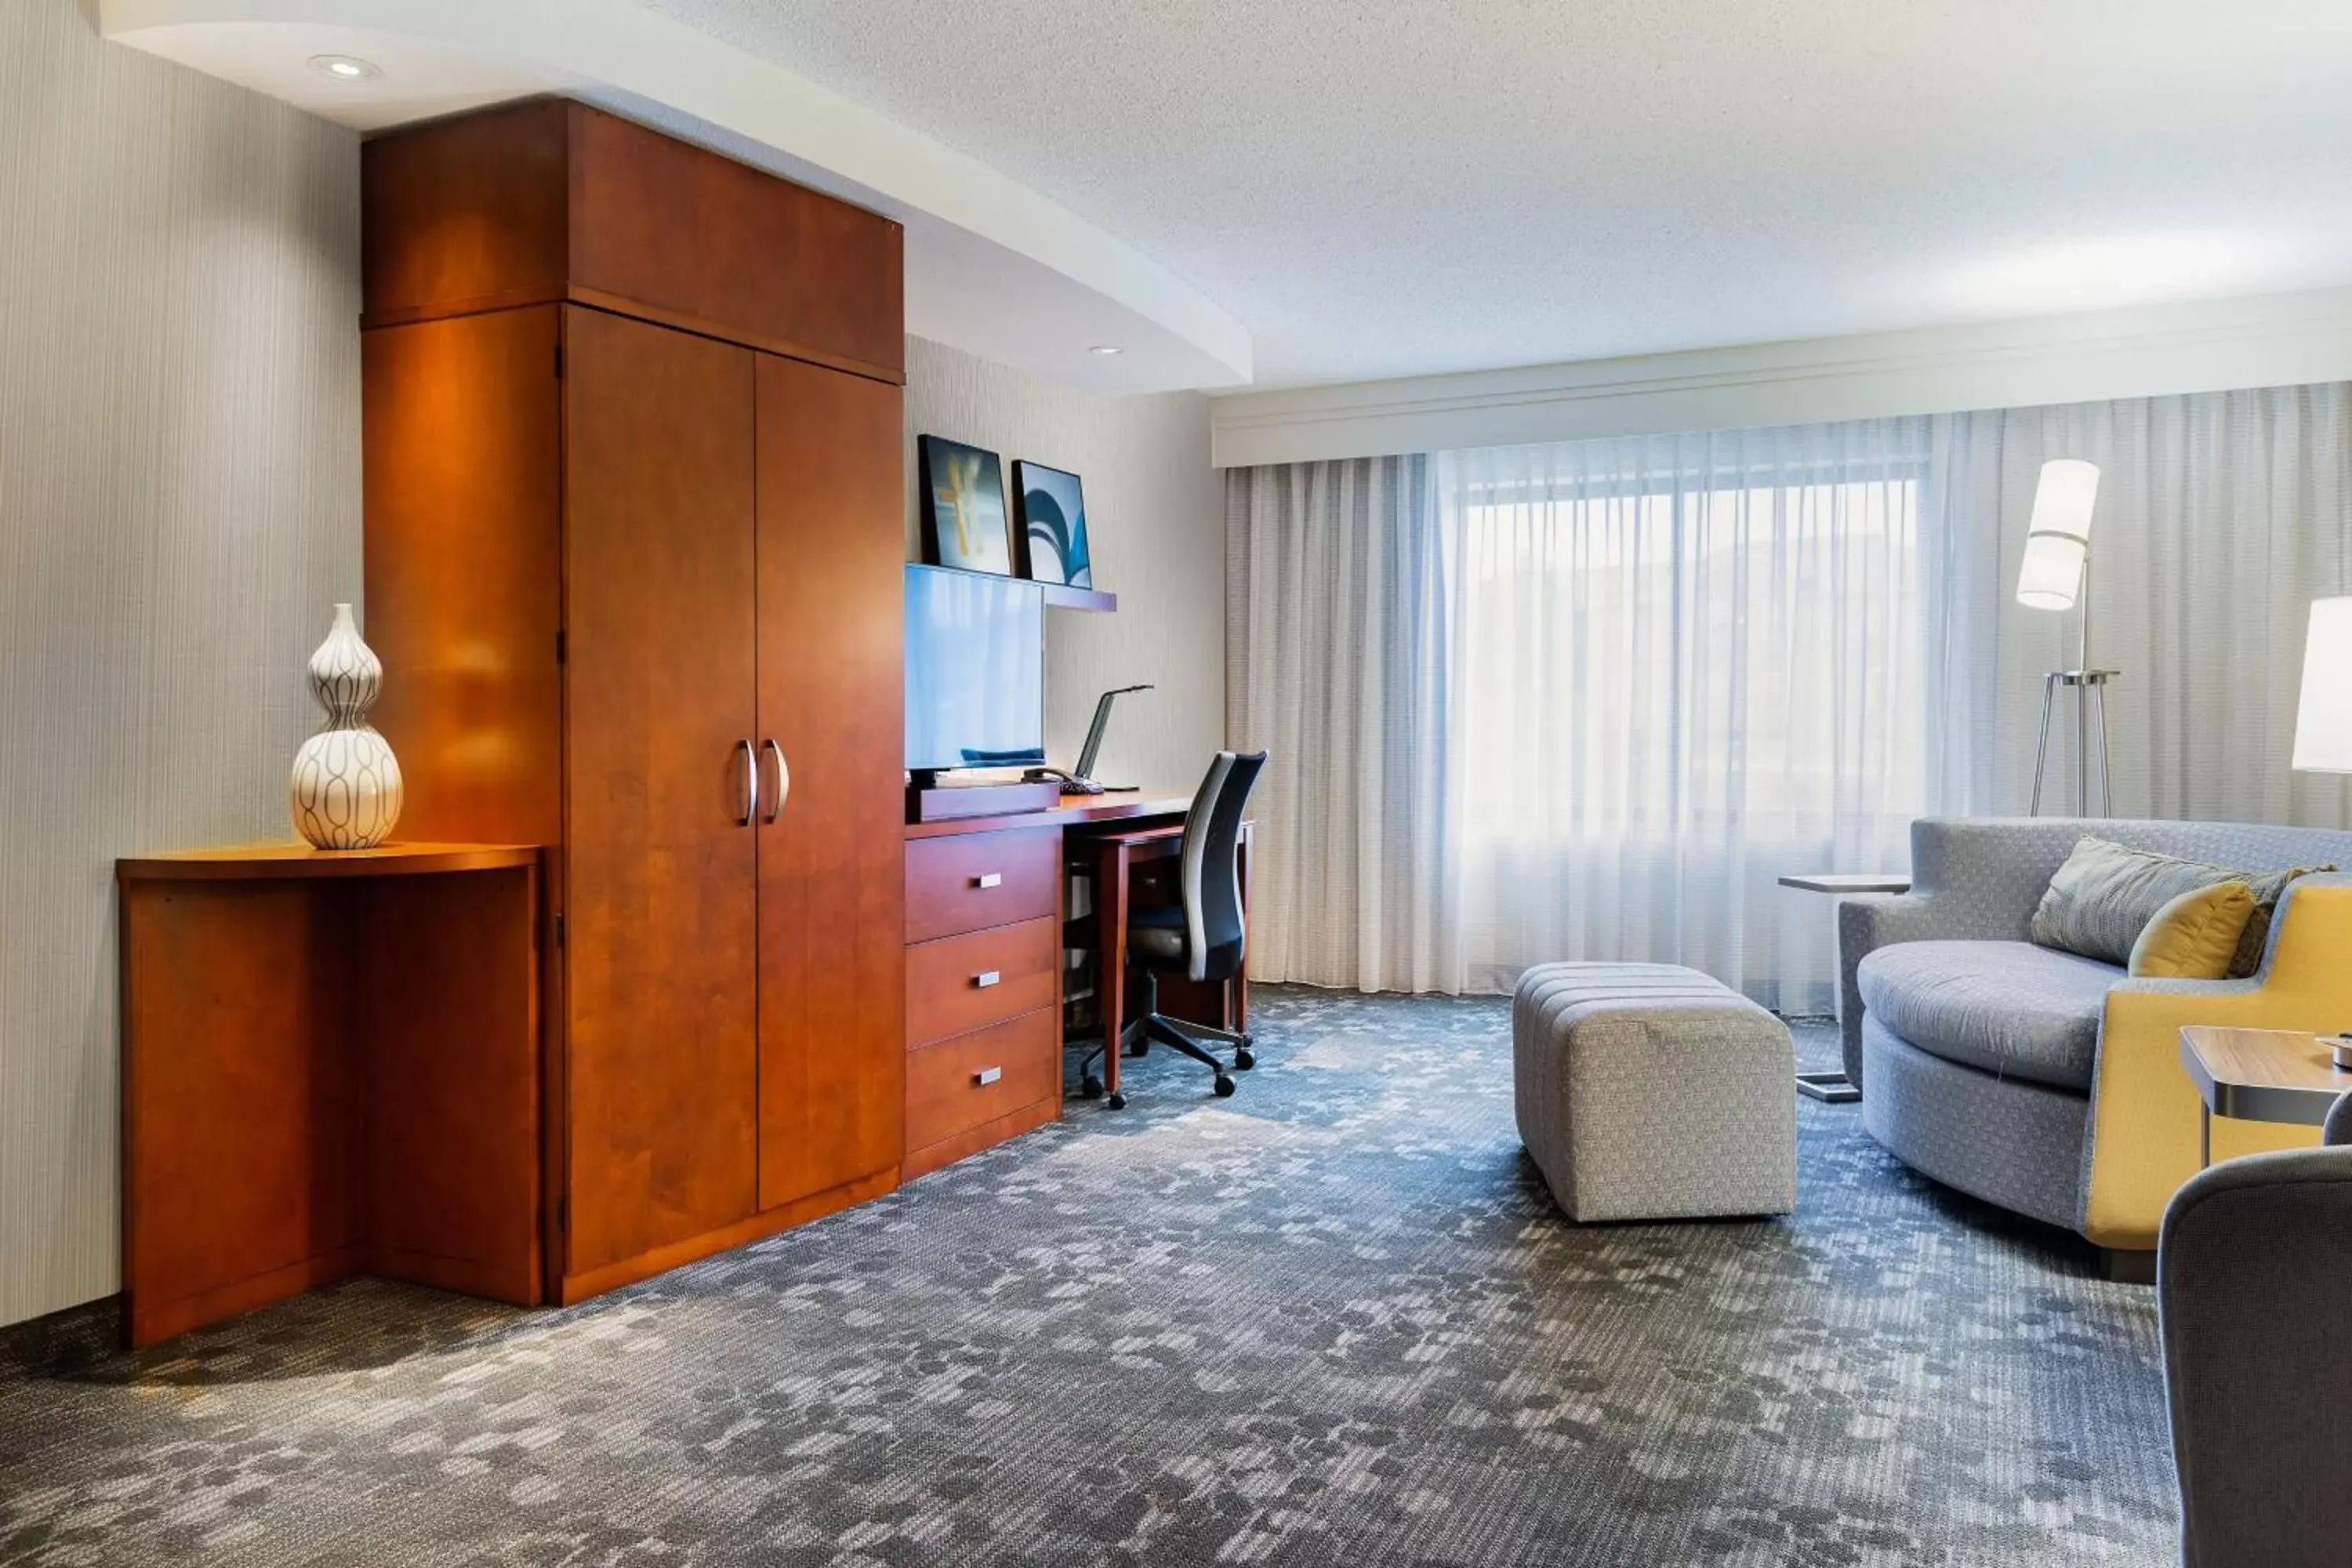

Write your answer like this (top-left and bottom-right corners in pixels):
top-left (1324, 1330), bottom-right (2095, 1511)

top-left (118, 843), bottom-right (543, 1347)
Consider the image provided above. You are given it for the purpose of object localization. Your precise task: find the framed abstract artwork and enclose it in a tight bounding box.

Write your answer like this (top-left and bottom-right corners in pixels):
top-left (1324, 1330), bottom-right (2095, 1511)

top-left (918, 434), bottom-right (1014, 575)
top-left (1011, 460), bottom-right (1094, 588)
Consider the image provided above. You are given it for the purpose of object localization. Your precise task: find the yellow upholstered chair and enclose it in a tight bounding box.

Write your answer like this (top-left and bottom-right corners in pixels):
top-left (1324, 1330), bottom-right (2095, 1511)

top-left (2085, 875), bottom-right (2352, 1250)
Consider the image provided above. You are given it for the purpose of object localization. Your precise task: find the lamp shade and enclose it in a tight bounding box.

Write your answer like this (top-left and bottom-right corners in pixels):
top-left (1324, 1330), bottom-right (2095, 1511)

top-left (2292, 597), bottom-right (2352, 774)
top-left (2016, 459), bottom-right (2100, 610)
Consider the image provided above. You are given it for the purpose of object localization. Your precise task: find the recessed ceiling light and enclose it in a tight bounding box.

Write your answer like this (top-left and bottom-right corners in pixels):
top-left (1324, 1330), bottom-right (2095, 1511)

top-left (307, 54), bottom-right (381, 82)
top-left (1087, 344), bottom-right (1123, 357)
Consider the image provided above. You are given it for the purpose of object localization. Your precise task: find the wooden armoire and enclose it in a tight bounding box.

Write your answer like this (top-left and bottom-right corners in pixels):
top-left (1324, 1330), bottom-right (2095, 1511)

top-left (361, 101), bottom-right (907, 1303)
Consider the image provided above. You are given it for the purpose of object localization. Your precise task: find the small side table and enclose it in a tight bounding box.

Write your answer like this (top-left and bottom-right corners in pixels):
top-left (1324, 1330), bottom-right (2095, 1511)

top-left (1777, 872), bottom-right (1912, 1102)
top-left (1777, 873), bottom-right (1912, 896)
top-left (2179, 1026), bottom-right (2352, 1167)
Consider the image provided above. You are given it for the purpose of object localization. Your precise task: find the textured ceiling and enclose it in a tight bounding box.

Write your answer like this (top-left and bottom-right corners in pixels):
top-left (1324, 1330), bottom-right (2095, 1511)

top-left (641, 0), bottom-right (2352, 390)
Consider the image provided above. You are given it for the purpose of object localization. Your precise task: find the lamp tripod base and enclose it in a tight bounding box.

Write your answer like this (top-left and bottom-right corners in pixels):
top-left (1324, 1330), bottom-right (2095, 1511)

top-left (2029, 668), bottom-right (2120, 817)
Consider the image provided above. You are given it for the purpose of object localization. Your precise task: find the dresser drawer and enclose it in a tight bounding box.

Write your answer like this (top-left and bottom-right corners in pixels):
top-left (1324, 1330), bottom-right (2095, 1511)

top-left (906, 915), bottom-right (1058, 1046)
top-left (906, 1008), bottom-right (1058, 1153)
top-left (906, 828), bottom-right (1060, 944)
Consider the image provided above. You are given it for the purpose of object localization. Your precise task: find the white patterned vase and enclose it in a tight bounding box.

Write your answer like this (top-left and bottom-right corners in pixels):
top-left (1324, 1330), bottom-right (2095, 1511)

top-left (289, 603), bottom-right (404, 849)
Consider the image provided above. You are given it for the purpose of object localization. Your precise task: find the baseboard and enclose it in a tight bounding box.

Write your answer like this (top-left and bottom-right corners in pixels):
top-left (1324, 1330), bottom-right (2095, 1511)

top-left (902, 1098), bottom-right (1059, 1181)
top-left (557, 1167), bottom-right (900, 1305)
top-left (0, 1294), bottom-right (124, 1373)
top-left (129, 1243), bottom-right (369, 1348)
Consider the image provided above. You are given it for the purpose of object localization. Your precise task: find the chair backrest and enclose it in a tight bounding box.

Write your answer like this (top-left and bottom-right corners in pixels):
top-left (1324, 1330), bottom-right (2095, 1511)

top-left (1177, 750), bottom-right (1266, 984)
top-left (2159, 1105), bottom-right (2352, 1568)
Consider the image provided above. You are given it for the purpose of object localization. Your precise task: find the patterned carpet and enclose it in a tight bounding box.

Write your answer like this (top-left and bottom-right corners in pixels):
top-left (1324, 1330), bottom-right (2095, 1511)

top-left (0, 989), bottom-right (2176, 1566)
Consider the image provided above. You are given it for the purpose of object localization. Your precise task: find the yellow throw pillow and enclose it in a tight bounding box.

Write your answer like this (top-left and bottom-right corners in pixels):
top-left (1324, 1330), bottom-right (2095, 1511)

top-left (2129, 881), bottom-right (2258, 979)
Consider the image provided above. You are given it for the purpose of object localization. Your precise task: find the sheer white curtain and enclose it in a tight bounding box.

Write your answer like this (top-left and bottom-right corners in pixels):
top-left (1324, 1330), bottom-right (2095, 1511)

top-left (1443, 424), bottom-right (1941, 1008)
top-left (1228, 421), bottom-right (1948, 1006)
top-left (1227, 385), bottom-right (2352, 1004)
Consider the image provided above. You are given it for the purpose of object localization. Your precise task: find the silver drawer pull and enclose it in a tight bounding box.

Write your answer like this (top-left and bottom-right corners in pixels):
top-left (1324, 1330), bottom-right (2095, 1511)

top-left (974, 872), bottom-right (1003, 889)
top-left (974, 1065), bottom-right (1003, 1087)
top-left (974, 971), bottom-right (1000, 989)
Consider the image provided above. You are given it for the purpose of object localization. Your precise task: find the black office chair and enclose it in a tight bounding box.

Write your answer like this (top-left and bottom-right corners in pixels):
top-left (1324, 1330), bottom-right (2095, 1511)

top-left (1117, 750), bottom-right (1266, 1098)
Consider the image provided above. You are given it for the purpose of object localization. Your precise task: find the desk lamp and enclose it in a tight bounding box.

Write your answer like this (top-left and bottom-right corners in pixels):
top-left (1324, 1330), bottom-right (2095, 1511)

top-left (2018, 459), bottom-right (2118, 815)
top-left (1025, 684), bottom-right (1152, 794)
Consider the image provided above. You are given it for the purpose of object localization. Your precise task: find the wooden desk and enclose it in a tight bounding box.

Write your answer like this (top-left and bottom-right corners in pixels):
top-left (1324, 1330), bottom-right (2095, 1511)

top-left (904, 790), bottom-right (1196, 839)
top-left (899, 789), bottom-right (1247, 1150)
top-left (2180, 1025), bottom-right (2352, 1167)
top-left (118, 843), bottom-right (544, 1347)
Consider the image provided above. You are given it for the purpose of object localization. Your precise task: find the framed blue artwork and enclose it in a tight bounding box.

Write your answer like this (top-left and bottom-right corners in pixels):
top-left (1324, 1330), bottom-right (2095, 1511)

top-left (1011, 460), bottom-right (1094, 589)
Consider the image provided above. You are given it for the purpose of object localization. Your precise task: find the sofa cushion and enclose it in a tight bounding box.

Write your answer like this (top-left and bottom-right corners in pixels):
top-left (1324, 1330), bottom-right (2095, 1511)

top-left (2129, 881), bottom-right (2256, 979)
top-left (2031, 837), bottom-right (2246, 967)
top-left (1857, 940), bottom-right (2120, 1094)
top-left (2029, 835), bottom-right (2335, 974)
top-left (2226, 864), bottom-right (2336, 978)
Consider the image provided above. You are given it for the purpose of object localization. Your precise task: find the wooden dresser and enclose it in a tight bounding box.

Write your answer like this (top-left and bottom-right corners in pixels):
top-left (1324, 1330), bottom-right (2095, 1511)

top-left (902, 826), bottom-right (1065, 1178)
top-left (362, 100), bottom-right (906, 1305)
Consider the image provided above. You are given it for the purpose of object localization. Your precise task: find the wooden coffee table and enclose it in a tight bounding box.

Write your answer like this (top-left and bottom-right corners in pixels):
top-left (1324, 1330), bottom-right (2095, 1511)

top-left (2179, 1025), bottom-right (2352, 1167)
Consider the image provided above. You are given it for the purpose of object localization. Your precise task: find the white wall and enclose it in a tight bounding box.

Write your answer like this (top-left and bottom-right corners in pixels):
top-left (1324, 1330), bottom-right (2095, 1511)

top-left (904, 336), bottom-right (1225, 792)
top-left (0, 0), bottom-right (360, 1327)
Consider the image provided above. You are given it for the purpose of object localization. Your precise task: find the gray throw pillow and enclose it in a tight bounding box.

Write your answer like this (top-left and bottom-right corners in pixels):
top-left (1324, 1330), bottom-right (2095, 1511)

top-left (2030, 837), bottom-right (2334, 972)
top-left (2227, 863), bottom-right (2337, 978)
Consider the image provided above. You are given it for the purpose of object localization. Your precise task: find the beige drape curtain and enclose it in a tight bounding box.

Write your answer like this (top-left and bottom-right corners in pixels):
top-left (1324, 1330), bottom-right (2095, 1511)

top-left (1225, 456), bottom-right (1468, 993)
top-left (1935, 385), bottom-right (2352, 826)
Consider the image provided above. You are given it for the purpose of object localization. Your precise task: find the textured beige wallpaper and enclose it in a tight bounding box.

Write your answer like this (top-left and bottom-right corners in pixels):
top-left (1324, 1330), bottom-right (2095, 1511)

top-left (0, 2), bottom-right (361, 1327)
top-left (903, 337), bottom-right (1225, 793)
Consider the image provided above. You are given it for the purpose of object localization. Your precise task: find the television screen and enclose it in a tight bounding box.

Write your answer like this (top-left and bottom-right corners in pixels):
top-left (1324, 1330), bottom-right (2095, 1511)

top-left (905, 565), bottom-right (1045, 772)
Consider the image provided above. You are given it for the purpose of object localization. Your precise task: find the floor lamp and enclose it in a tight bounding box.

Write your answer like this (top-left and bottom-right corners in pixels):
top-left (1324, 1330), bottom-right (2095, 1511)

top-left (2291, 597), bottom-right (2352, 1065)
top-left (2017, 459), bottom-right (2118, 816)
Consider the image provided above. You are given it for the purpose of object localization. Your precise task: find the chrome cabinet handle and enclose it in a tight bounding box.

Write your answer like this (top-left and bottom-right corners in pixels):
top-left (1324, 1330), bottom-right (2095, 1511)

top-left (736, 739), bottom-right (758, 827)
top-left (974, 872), bottom-right (1002, 889)
top-left (761, 739), bottom-right (786, 825)
top-left (973, 1065), bottom-right (1002, 1087)
top-left (974, 971), bottom-right (1000, 989)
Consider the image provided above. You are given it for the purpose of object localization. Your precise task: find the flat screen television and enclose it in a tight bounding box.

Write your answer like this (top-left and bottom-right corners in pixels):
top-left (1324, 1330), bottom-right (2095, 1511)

top-left (905, 564), bottom-right (1045, 774)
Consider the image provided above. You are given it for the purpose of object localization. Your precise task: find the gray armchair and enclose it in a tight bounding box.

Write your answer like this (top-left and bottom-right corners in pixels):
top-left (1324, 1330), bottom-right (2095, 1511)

top-left (2159, 1092), bottom-right (2352, 1568)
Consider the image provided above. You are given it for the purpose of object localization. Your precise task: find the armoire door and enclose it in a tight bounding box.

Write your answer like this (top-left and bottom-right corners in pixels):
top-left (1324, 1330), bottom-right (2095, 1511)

top-left (753, 353), bottom-right (907, 1210)
top-left (562, 306), bottom-right (760, 1277)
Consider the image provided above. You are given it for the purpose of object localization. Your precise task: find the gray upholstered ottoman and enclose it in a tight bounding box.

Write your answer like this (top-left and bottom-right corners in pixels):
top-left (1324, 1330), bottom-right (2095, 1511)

top-left (1513, 962), bottom-right (1796, 1221)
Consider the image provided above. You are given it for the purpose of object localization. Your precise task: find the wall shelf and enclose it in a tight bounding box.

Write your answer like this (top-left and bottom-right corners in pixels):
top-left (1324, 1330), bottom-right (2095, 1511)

top-left (909, 560), bottom-right (1116, 613)
top-left (1039, 583), bottom-right (1116, 613)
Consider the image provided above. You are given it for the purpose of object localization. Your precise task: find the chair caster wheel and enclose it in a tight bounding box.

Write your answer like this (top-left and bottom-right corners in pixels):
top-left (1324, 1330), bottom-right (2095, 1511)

top-left (1233, 1047), bottom-right (1255, 1071)
top-left (1081, 1074), bottom-right (1103, 1100)
top-left (1213, 1074), bottom-right (1236, 1098)
top-left (1107, 1091), bottom-right (1127, 1110)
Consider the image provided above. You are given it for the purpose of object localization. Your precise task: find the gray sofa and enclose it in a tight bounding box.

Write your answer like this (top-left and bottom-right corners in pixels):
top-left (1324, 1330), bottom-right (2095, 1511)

top-left (1836, 817), bottom-right (2352, 1251)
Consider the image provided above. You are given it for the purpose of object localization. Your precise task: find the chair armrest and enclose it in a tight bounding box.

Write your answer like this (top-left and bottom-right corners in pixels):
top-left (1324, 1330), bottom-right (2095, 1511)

top-left (1835, 818), bottom-right (2088, 1086)
top-left (2083, 875), bottom-right (2352, 1249)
